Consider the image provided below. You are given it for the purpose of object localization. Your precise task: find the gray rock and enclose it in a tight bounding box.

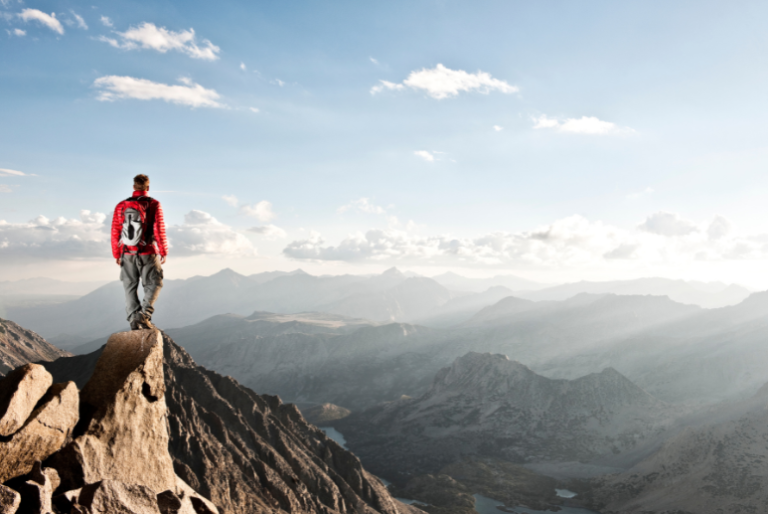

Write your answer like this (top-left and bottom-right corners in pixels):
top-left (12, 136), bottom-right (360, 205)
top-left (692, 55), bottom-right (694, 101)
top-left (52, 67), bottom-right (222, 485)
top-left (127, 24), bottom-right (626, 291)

top-left (0, 364), bottom-right (53, 437)
top-left (0, 382), bottom-right (79, 483)
top-left (0, 485), bottom-right (20, 514)
top-left (78, 480), bottom-right (161, 514)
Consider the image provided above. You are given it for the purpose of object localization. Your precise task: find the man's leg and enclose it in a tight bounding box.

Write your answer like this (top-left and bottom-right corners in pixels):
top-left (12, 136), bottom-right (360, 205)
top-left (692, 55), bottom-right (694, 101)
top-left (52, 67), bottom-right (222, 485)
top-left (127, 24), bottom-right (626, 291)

top-left (120, 254), bottom-right (142, 324)
top-left (139, 254), bottom-right (164, 321)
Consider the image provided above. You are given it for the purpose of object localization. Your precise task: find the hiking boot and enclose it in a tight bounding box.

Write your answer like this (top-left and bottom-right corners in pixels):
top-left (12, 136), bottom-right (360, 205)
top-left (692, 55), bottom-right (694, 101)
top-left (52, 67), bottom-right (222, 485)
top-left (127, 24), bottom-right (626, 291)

top-left (129, 312), bottom-right (154, 330)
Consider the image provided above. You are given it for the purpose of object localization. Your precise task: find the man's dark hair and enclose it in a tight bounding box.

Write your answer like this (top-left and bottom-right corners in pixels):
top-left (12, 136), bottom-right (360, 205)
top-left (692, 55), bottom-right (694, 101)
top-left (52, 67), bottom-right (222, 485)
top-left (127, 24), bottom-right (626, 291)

top-left (134, 174), bottom-right (150, 191)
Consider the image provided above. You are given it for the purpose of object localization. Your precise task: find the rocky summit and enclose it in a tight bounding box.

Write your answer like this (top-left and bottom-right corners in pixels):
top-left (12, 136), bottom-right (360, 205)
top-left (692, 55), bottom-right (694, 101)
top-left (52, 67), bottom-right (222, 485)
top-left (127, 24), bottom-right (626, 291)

top-left (0, 329), bottom-right (218, 513)
top-left (40, 330), bottom-right (423, 514)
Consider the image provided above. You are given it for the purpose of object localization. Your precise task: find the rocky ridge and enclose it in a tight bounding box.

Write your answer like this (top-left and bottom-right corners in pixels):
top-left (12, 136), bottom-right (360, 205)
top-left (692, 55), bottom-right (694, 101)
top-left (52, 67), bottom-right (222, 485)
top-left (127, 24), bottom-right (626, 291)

top-left (0, 318), bottom-right (70, 375)
top-left (43, 330), bottom-right (423, 514)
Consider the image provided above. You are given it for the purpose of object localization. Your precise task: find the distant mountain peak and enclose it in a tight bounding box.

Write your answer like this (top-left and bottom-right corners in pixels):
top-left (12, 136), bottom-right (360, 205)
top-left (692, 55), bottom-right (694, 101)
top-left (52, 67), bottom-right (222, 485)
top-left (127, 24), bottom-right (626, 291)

top-left (381, 267), bottom-right (404, 277)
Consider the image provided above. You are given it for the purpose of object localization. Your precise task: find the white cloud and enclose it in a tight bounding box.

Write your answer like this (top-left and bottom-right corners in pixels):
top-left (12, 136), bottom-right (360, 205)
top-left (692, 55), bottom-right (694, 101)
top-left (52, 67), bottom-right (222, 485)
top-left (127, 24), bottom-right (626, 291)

top-left (272, 78), bottom-right (285, 87)
top-left (71, 11), bottom-right (87, 30)
top-left (533, 115), bottom-right (633, 135)
top-left (240, 62), bottom-right (246, 71)
top-left (283, 212), bottom-right (768, 267)
top-left (0, 168), bottom-right (33, 177)
top-left (100, 22), bottom-right (220, 60)
top-left (18, 9), bottom-right (64, 35)
top-left (369, 57), bottom-right (379, 65)
top-left (493, 125), bottom-right (503, 131)
top-left (0, 210), bottom-right (109, 259)
top-left (371, 64), bottom-right (518, 100)
top-left (239, 200), bottom-right (275, 222)
top-left (93, 75), bottom-right (225, 109)
top-left (0, 185), bottom-right (11, 193)
top-left (100, 16), bottom-right (113, 27)
top-left (247, 224), bottom-right (287, 240)
top-left (638, 212), bottom-right (698, 237)
top-left (708, 215), bottom-right (731, 240)
top-left (222, 195), bottom-right (238, 207)
top-left (370, 80), bottom-right (405, 95)
top-left (414, 150), bottom-right (435, 162)
top-left (9, 28), bottom-right (26, 37)
top-left (249, 107), bottom-right (260, 114)
top-left (167, 210), bottom-right (255, 256)
top-left (337, 198), bottom-right (386, 215)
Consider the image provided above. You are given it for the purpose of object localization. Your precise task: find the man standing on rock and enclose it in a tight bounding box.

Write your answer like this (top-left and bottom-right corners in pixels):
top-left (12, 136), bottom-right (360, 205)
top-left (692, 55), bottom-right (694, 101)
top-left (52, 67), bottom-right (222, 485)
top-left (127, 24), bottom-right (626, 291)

top-left (111, 174), bottom-right (168, 330)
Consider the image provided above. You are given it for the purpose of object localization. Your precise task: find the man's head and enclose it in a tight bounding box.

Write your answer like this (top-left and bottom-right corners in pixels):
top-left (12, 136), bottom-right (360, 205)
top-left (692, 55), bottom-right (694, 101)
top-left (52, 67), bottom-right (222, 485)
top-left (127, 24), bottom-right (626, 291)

top-left (133, 174), bottom-right (150, 191)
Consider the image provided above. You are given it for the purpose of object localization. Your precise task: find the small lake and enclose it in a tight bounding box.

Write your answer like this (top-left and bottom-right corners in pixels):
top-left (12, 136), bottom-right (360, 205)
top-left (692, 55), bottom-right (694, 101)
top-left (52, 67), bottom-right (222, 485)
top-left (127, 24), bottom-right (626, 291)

top-left (473, 494), bottom-right (601, 514)
top-left (319, 427), bottom-right (348, 449)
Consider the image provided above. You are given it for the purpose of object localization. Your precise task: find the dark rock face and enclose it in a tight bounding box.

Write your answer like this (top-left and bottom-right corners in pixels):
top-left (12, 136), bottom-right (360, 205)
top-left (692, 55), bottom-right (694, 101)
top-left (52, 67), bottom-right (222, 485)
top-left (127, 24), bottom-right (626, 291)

top-left (0, 318), bottom-right (69, 375)
top-left (336, 352), bottom-right (674, 482)
top-left (43, 333), bottom-right (419, 514)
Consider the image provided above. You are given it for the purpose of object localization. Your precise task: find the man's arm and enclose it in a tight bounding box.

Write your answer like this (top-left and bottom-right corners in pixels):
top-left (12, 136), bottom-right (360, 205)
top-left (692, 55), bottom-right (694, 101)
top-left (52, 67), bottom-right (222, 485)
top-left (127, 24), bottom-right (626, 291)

top-left (111, 203), bottom-right (124, 265)
top-left (153, 201), bottom-right (168, 264)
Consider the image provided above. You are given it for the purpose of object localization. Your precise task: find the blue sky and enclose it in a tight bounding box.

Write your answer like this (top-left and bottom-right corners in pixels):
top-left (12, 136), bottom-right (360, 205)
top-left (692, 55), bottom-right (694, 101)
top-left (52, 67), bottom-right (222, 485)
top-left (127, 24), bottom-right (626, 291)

top-left (3, 0), bottom-right (768, 286)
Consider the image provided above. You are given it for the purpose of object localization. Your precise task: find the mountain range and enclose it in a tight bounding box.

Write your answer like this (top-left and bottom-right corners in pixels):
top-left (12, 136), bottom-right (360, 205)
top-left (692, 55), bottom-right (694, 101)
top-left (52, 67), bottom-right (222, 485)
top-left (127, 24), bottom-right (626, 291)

top-left (5, 269), bottom-right (752, 344)
top-left (334, 352), bottom-right (674, 483)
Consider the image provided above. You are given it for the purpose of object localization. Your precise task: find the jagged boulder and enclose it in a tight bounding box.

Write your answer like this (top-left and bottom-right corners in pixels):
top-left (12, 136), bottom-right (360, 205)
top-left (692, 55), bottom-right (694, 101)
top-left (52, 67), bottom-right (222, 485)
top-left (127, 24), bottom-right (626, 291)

top-left (50, 329), bottom-right (176, 493)
top-left (0, 381), bottom-right (78, 483)
top-left (0, 364), bottom-right (53, 437)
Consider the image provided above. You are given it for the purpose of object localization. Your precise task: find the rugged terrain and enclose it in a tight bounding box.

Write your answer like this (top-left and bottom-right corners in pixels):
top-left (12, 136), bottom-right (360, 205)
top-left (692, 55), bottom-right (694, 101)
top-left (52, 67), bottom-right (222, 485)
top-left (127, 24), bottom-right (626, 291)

top-left (335, 352), bottom-right (674, 483)
top-left (43, 331), bottom-right (422, 514)
top-left (580, 384), bottom-right (768, 513)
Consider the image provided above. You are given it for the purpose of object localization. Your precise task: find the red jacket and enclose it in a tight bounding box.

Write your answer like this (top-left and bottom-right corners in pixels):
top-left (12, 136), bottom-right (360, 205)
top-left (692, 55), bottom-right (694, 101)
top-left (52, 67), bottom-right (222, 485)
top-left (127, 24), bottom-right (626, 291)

top-left (111, 191), bottom-right (168, 258)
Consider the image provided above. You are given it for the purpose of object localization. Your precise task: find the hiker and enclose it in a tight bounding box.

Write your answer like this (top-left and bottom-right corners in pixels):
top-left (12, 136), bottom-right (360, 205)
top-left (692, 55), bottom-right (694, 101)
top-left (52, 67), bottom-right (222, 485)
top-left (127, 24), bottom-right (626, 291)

top-left (110, 174), bottom-right (168, 330)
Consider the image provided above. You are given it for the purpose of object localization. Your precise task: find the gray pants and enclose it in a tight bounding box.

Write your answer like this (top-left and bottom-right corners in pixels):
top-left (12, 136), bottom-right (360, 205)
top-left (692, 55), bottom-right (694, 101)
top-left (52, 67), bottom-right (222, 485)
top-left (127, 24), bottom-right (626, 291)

top-left (120, 254), bottom-right (164, 322)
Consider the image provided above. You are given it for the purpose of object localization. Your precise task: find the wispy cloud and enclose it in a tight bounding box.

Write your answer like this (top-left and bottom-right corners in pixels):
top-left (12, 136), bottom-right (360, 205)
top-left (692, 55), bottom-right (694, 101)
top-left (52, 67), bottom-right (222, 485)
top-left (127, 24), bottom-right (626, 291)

top-left (239, 200), bottom-right (275, 222)
top-left (70, 11), bottom-right (87, 30)
top-left (369, 56), bottom-right (379, 65)
top-left (371, 64), bottom-right (518, 100)
top-left (99, 16), bottom-right (113, 27)
top-left (168, 210), bottom-right (256, 256)
top-left (249, 107), bottom-right (260, 114)
top-left (533, 115), bottom-right (634, 135)
top-left (0, 168), bottom-right (34, 177)
top-left (18, 9), bottom-right (64, 35)
top-left (493, 125), bottom-right (503, 132)
top-left (240, 62), bottom-right (246, 71)
top-left (0, 185), bottom-right (11, 193)
top-left (414, 150), bottom-right (435, 162)
top-left (338, 198), bottom-right (386, 215)
top-left (222, 195), bottom-right (238, 207)
top-left (247, 224), bottom-right (287, 240)
top-left (97, 22), bottom-right (220, 60)
top-left (7, 28), bottom-right (26, 37)
top-left (627, 187), bottom-right (654, 200)
top-left (93, 76), bottom-right (225, 108)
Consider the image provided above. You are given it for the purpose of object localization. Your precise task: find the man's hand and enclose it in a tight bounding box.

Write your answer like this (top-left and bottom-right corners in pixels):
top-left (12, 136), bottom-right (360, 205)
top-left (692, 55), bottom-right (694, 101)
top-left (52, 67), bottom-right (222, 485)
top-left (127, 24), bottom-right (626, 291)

top-left (116, 257), bottom-right (122, 267)
top-left (160, 255), bottom-right (167, 265)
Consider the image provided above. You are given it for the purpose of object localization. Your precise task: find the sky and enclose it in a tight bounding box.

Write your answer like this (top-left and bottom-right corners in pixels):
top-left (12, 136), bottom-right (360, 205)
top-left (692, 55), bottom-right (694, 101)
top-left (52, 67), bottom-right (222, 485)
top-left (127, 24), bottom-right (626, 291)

top-left (2, 0), bottom-right (768, 287)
